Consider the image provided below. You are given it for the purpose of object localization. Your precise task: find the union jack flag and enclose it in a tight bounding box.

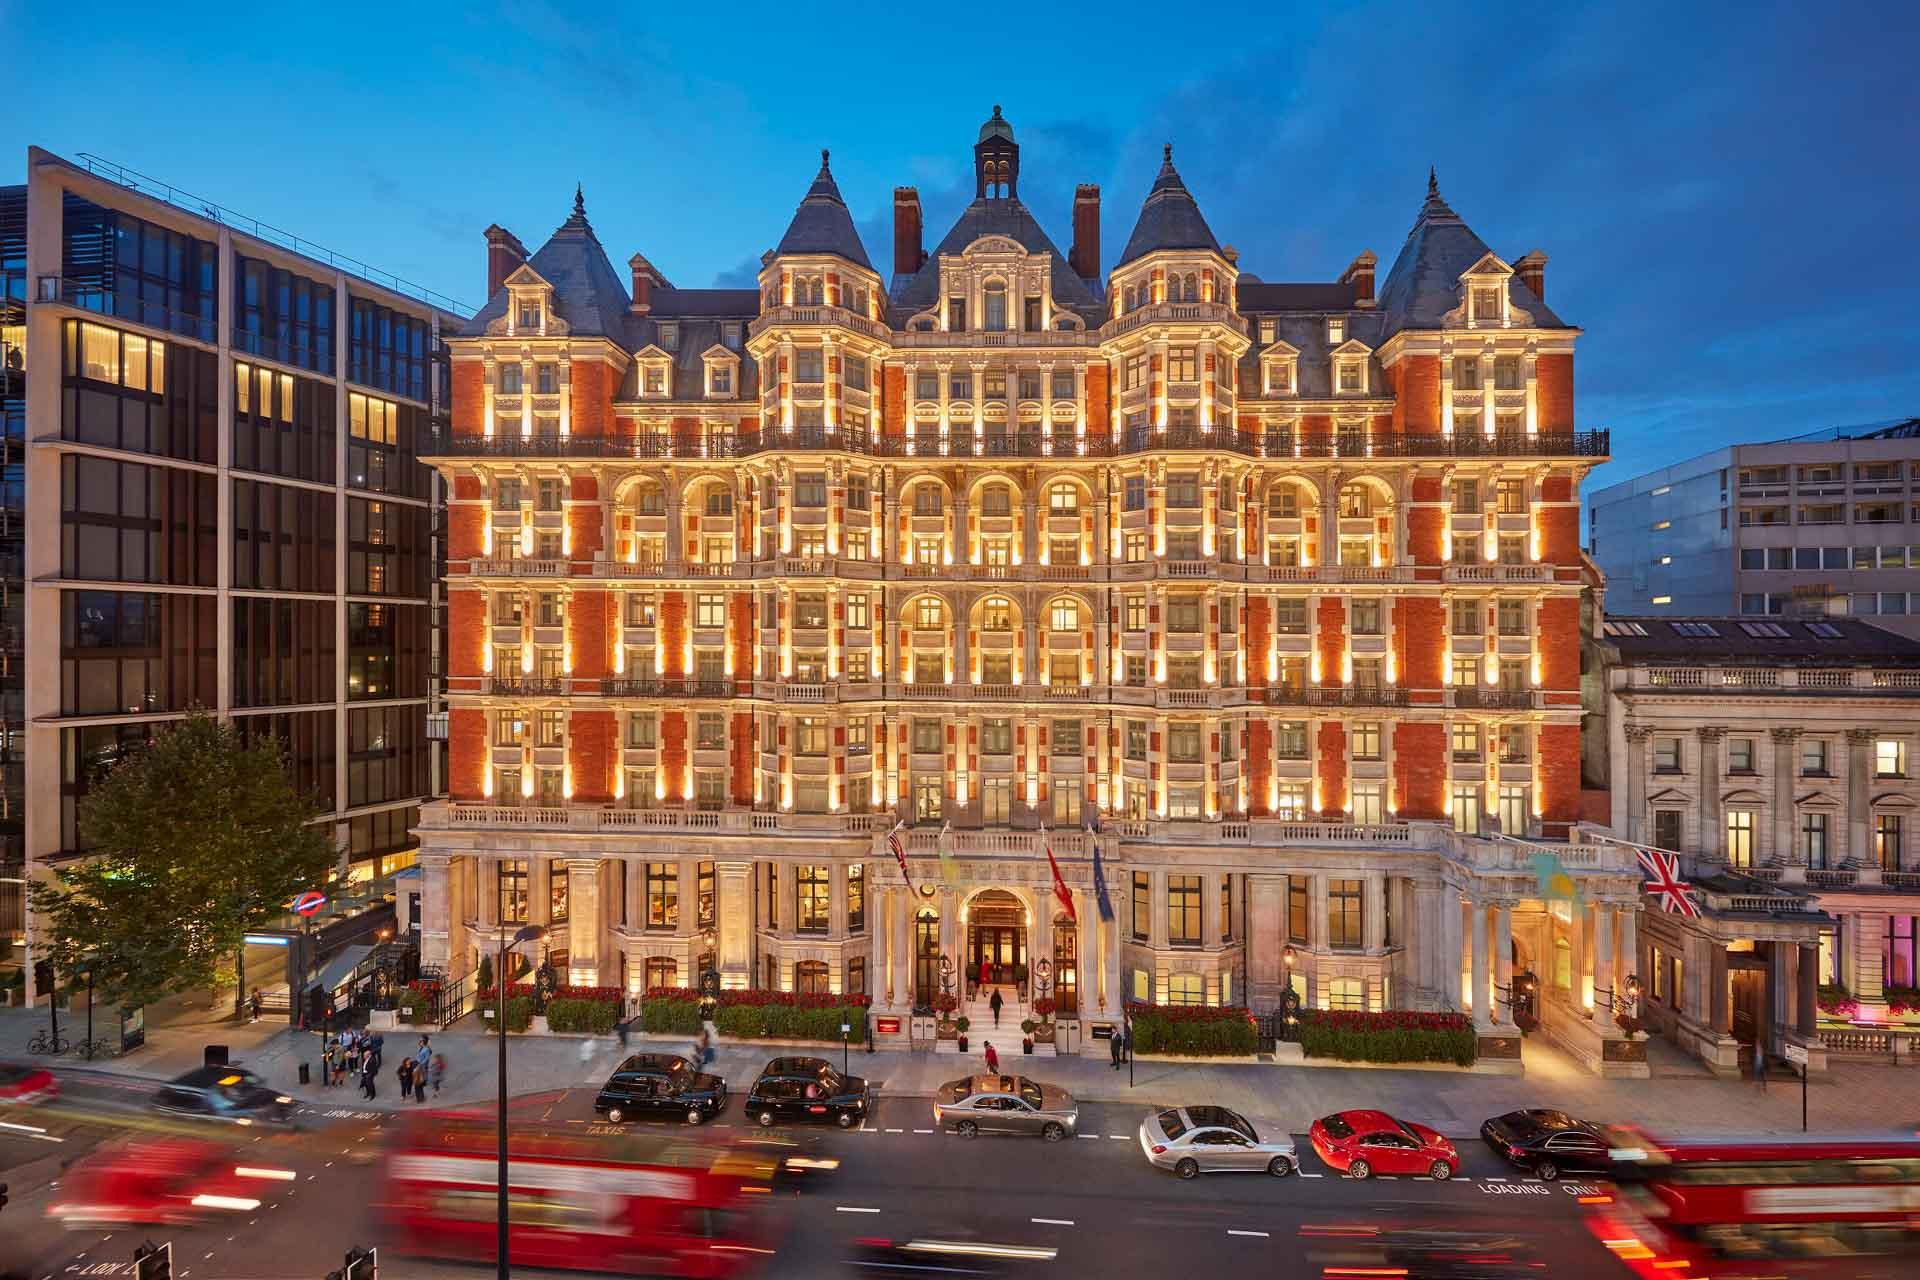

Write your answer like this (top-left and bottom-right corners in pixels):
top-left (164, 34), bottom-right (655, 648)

top-left (887, 821), bottom-right (916, 895)
top-left (1635, 846), bottom-right (1699, 917)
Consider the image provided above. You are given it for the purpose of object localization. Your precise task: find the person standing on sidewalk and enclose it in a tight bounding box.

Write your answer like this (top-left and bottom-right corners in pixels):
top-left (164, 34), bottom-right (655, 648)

top-left (1109, 1029), bottom-right (1123, 1070)
top-left (249, 988), bottom-right (263, 1022)
top-left (414, 1035), bottom-right (432, 1085)
top-left (429, 1051), bottom-right (446, 1097)
top-left (397, 1057), bottom-right (415, 1101)
top-left (983, 1041), bottom-right (1000, 1076)
top-left (1753, 1039), bottom-right (1768, 1091)
top-left (989, 988), bottom-right (1004, 1028)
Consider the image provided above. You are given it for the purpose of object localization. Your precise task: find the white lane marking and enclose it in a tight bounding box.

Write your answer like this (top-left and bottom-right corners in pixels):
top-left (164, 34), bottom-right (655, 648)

top-left (1108, 1134), bottom-right (1128, 1140)
top-left (884, 1127), bottom-right (904, 1133)
top-left (1032, 1217), bottom-right (1075, 1226)
top-left (1455, 1176), bottom-right (1472, 1181)
top-left (1078, 1134), bottom-right (1101, 1140)
top-left (913, 1128), bottom-right (933, 1134)
top-left (1227, 1229), bottom-right (1270, 1238)
top-left (1299, 1172), bottom-right (1325, 1178)
top-left (836, 1206), bottom-right (882, 1214)
top-left (1379, 1175), bottom-right (1399, 1180)
top-left (1485, 1176), bottom-right (1507, 1181)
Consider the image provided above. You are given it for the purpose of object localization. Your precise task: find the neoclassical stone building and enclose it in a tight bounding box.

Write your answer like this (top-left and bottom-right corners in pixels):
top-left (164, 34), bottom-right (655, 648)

top-left (418, 109), bottom-right (1637, 1064)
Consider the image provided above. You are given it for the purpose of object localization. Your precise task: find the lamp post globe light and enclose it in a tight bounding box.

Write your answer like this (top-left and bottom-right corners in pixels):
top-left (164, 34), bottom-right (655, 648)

top-left (497, 923), bottom-right (546, 1280)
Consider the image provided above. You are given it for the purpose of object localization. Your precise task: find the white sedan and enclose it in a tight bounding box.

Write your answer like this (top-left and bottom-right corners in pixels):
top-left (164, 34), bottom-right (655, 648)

top-left (1138, 1105), bottom-right (1297, 1178)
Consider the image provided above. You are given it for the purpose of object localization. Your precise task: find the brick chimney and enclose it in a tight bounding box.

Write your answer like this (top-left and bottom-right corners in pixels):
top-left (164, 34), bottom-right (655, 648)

top-left (1069, 184), bottom-right (1101, 280)
top-left (484, 224), bottom-right (528, 298)
top-left (1339, 250), bottom-right (1378, 306)
top-left (628, 253), bottom-right (664, 315)
top-left (1515, 250), bottom-right (1548, 301)
top-left (893, 187), bottom-right (925, 278)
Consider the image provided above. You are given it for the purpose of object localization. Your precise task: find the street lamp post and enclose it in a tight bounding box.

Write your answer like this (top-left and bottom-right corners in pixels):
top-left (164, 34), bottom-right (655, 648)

top-left (496, 923), bottom-right (546, 1280)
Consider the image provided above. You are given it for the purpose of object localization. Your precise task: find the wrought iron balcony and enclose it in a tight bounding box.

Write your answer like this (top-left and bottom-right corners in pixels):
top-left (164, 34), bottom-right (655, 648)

top-left (1263, 684), bottom-right (1410, 708)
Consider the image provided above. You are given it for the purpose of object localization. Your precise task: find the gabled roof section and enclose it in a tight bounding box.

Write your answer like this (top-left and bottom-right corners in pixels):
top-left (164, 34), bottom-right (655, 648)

top-left (887, 198), bottom-right (1100, 316)
top-left (460, 186), bottom-right (634, 341)
top-left (773, 150), bottom-right (873, 271)
top-left (1115, 145), bottom-right (1222, 269)
top-left (1374, 169), bottom-right (1569, 340)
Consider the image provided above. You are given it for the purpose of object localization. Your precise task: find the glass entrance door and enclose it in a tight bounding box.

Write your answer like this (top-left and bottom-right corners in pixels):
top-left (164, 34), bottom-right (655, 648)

top-left (968, 926), bottom-right (1025, 989)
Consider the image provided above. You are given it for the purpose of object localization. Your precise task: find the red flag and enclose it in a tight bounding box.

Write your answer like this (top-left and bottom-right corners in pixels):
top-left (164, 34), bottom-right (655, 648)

top-left (887, 821), bottom-right (916, 895)
top-left (1044, 833), bottom-right (1077, 922)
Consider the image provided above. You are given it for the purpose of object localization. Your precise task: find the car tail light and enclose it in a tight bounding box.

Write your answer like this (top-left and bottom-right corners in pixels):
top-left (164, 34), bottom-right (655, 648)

top-left (853, 1237), bottom-right (892, 1248)
top-left (1150, 1145), bottom-right (1167, 1155)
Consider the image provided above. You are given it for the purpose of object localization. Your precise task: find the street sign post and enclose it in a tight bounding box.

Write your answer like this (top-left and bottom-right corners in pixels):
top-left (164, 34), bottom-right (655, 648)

top-left (1783, 1041), bottom-right (1809, 1131)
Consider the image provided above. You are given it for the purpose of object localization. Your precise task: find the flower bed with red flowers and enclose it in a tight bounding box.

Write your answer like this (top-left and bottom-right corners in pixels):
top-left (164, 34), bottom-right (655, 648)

top-left (1817, 984), bottom-right (1860, 1020)
top-left (474, 984), bottom-right (625, 1034)
top-left (1125, 1002), bottom-right (1258, 1057)
top-left (640, 986), bottom-right (872, 1041)
top-left (1886, 986), bottom-right (1920, 1017)
top-left (1298, 1009), bottom-right (1476, 1066)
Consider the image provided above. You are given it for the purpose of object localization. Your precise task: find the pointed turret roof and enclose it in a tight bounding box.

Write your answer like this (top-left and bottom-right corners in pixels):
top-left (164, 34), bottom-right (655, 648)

top-left (1114, 144), bottom-right (1223, 269)
top-left (460, 185), bottom-right (634, 340)
top-left (1374, 168), bottom-right (1567, 338)
top-left (773, 149), bottom-right (873, 271)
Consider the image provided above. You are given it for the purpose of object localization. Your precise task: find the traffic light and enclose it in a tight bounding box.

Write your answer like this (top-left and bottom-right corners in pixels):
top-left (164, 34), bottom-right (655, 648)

top-left (133, 1240), bottom-right (173, 1280)
top-left (327, 1246), bottom-right (377, 1280)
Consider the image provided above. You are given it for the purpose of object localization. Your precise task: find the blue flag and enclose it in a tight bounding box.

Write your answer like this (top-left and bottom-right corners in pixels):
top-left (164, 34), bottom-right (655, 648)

top-left (1529, 851), bottom-right (1582, 910)
top-left (1091, 834), bottom-right (1115, 923)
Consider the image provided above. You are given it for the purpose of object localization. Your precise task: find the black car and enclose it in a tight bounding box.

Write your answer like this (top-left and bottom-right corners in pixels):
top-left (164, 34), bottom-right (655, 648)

top-left (742, 1056), bottom-right (871, 1129)
top-left (593, 1053), bottom-right (727, 1125)
top-left (150, 1065), bottom-right (295, 1126)
top-left (1480, 1108), bottom-right (1611, 1180)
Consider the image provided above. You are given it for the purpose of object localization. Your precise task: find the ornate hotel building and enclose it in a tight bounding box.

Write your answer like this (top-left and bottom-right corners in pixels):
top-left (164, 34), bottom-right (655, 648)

top-left (420, 110), bottom-right (1637, 1064)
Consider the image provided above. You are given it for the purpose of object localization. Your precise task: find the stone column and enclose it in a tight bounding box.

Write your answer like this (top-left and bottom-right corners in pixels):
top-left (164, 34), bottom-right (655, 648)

top-left (1846, 727), bottom-right (1875, 864)
top-left (1697, 726), bottom-right (1726, 861)
top-left (716, 860), bottom-right (753, 989)
top-left (1624, 724), bottom-right (1652, 845)
top-left (567, 859), bottom-right (601, 984)
top-left (1771, 727), bottom-right (1802, 865)
top-left (479, 857), bottom-right (500, 930)
top-left (1796, 944), bottom-right (1819, 1037)
top-left (1710, 942), bottom-right (1730, 1034)
top-left (894, 886), bottom-right (915, 1007)
top-left (420, 854), bottom-right (452, 971)
top-left (1363, 875), bottom-right (1386, 952)
top-left (677, 859), bottom-right (698, 939)
top-left (1616, 908), bottom-right (1637, 995)
top-left (1103, 900), bottom-right (1123, 1013)
top-left (1470, 899), bottom-right (1492, 1030)
top-left (625, 858), bottom-right (644, 932)
top-left (1444, 891), bottom-right (1466, 1012)
top-left (1247, 874), bottom-right (1284, 1003)
top-left (1592, 904), bottom-right (1614, 1008)
top-left (1567, 897), bottom-right (1586, 1010)
top-left (1078, 889), bottom-right (1098, 1014)
top-left (1493, 901), bottom-right (1515, 1027)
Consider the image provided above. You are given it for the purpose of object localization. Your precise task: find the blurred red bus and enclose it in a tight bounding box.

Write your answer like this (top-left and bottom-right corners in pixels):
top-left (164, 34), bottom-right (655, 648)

top-left (49, 1138), bottom-right (293, 1229)
top-left (380, 1122), bottom-right (778, 1277)
top-left (1586, 1125), bottom-right (1920, 1278)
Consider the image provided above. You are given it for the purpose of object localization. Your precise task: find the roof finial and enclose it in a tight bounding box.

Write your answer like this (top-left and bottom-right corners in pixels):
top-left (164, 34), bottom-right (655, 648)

top-left (820, 147), bottom-right (830, 170)
top-left (1164, 142), bottom-right (1174, 165)
top-left (992, 104), bottom-right (1003, 120)
top-left (573, 183), bottom-right (585, 217)
top-left (1427, 165), bottom-right (1439, 198)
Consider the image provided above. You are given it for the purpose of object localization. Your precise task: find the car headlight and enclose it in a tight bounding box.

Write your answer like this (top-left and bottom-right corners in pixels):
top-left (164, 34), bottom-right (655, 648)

top-left (275, 1096), bottom-right (294, 1105)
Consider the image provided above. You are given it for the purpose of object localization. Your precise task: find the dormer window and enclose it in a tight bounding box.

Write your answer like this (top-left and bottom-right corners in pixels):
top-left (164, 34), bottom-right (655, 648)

top-left (1337, 360), bottom-right (1364, 394)
top-left (983, 282), bottom-right (1008, 332)
top-left (1260, 347), bottom-right (1296, 396)
top-left (517, 301), bottom-right (541, 331)
top-left (947, 296), bottom-right (967, 331)
top-left (1472, 287), bottom-right (1502, 323)
top-left (659, 322), bottom-right (678, 351)
top-left (1259, 319), bottom-right (1276, 344)
top-left (643, 367), bottom-right (666, 396)
top-left (710, 366), bottom-right (732, 395)
top-left (722, 324), bottom-right (742, 350)
top-left (1326, 317), bottom-right (1345, 344)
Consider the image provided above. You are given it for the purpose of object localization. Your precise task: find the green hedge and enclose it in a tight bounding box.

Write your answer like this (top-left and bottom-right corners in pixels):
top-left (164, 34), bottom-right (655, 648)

top-left (482, 995), bottom-right (535, 1034)
top-left (642, 996), bottom-right (866, 1043)
top-left (1297, 1012), bottom-right (1476, 1066)
top-left (546, 997), bottom-right (621, 1035)
top-left (1127, 1007), bottom-right (1258, 1057)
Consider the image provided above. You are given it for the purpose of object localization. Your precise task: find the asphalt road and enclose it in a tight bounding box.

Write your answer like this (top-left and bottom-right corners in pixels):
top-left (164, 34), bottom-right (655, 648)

top-left (0, 1074), bottom-right (1624, 1279)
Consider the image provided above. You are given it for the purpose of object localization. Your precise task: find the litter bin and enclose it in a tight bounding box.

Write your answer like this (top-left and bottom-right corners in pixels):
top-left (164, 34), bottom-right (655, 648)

top-left (204, 1044), bottom-right (230, 1068)
top-left (298, 1061), bottom-right (311, 1085)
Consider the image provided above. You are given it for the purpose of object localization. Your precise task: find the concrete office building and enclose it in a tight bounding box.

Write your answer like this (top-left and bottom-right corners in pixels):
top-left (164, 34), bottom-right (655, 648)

top-left (1588, 420), bottom-right (1920, 638)
top-left (11, 147), bottom-right (460, 999)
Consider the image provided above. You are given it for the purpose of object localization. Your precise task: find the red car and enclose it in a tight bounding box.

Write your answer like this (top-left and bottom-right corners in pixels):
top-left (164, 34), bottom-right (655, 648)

top-left (0, 1060), bottom-right (58, 1106)
top-left (1308, 1109), bottom-right (1459, 1180)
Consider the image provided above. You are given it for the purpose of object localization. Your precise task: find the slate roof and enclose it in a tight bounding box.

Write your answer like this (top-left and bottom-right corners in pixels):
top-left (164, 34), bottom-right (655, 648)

top-left (773, 151), bottom-right (873, 272)
top-left (888, 198), bottom-right (1102, 318)
top-left (1232, 309), bottom-right (1390, 398)
top-left (1604, 616), bottom-right (1920, 666)
top-left (620, 290), bottom-right (763, 402)
top-left (1373, 169), bottom-right (1569, 341)
top-left (460, 188), bottom-right (635, 342)
top-left (1238, 281), bottom-right (1360, 311)
top-left (1115, 146), bottom-right (1222, 269)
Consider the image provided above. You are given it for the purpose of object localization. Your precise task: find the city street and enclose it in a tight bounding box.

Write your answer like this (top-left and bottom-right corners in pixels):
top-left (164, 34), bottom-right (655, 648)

top-left (0, 1072), bottom-right (1620, 1279)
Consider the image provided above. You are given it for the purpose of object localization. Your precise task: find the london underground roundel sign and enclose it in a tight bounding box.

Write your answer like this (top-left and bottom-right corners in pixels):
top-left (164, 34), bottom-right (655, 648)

top-left (292, 891), bottom-right (327, 917)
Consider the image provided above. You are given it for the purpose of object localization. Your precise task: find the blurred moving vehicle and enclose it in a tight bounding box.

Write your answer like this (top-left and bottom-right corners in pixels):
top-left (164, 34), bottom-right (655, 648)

top-left (0, 1060), bottom-right (58, 1106)
top-left (932, 1075), bottom-right (1077, 1141)
top-left (595, 1053), bottom-right (729, 1125)
top-left (1587, 1124), bottom-right (1920, 1278)
top-left (742, 1056), bottom-right (871, 1130)
top-left (848, 1234), bottom-right (1058, 1276)
top-left (48, 1138), bottom-right (287, 1228)
top-left (1309, 1109), bottom-right (1459, 1180)
top-left (1480, 1109), bottom-right (1611, 1181)
top-left (1305, 1225), bottom-right (1549, 1280)
top-left (1138, 1105), bottom-right (1296, 1178)
top-left (149, 1065), bottom-right (294, 1126)
top-left (382, 1118), bottom-right (777, 1277)
top-left (727, 1131), bottom-right (841, 1193)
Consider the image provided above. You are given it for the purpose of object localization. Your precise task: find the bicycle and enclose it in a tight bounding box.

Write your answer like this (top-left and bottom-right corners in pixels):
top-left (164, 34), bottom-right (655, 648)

top-left (73, 1036), bottom-right (117, 1061)
top-left (26, 1029), bottom-right (70, 1055)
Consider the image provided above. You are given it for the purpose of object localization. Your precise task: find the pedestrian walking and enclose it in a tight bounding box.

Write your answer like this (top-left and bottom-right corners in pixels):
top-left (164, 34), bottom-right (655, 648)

top-left (693, 1026), bottom-right (712, 1070)
top-left (359, 1059), bottom-right (377, 1100)
top-left (1753, 1039), bottom-right (1768, 1091)
top-left (1122, 1023), bottom-right (1133, 1065)
top-left (249, 987), bottom-right (263, 1022)
top-left (397, 1057), bottom-right (415, 1101)
top-left (978, 956), bottom-right (992, 995)
top-left (1109, 1029), bottom-right (1123, 1070)
top-left (367, 1032), bottom-right (384, 1074)
top-left (988, 988), bottom-right (1004, 1028)
top-left (616, 1015), bottom-right (631, 1052)
top-left (429, 1052), bottom-right (446, 1096)
top-left (983, 1041), bottom-right (1000, 1076)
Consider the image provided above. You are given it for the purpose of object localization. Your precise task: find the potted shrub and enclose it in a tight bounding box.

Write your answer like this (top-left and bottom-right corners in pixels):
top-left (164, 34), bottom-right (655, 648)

top-left (1614, 1011), bottom-right (1643, 1039)
top-left (954, 1014), bottom-right (970, 1054)
top-left (1030, 997), bottom-right (1057, 1043)
top-left (1020, 1018), bottom-right (1036, 1054)
top-left (934, 992), bottom-right (960, 1039)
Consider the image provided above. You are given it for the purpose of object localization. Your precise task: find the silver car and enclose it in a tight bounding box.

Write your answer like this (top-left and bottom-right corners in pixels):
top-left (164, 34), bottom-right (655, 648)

top-left (1139, 1105), bottom-right (1296, 1178)
top-left (933, 1074), bottom-right (1079, 1141)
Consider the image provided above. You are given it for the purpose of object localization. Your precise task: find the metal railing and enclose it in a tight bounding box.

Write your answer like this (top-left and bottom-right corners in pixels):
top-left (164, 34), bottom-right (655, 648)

top-left (1263, 684), bottom-right (1411, 708)
top-left (38, 276), bottom-right (217, 343)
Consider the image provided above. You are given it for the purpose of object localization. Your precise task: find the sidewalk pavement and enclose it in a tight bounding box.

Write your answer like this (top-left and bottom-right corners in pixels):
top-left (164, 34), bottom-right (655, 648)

top-left (3, 1006), bottom-right (1913, 1140)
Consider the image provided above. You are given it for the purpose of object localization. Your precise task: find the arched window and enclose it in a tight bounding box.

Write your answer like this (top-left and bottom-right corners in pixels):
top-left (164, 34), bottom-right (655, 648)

top-left (914, 596), bottom-right (945, 631)
top-left (1267, 485), bottom-right (1300, 519)
top-left (979, 483), bottom-right (1011, 516)
top-left (983, 282), bottom-right (1008, 332)
top-left (1326, 977), bottom-right (1366, 1011)
top-left (1123, 285), bottom-right (1137, 312)
top-left (1184, 273), bottom-right (1199, 301)
top-left (795, 960), bottom-right (831, 995)
top-left (914, 908), bottom-right (941, 1009)
top-left (636, 484), bottom-right (665, 516)
top-left (1048, 482), bottom-right (1079, 514)
top-left (643, 956), bottom-right (678, 991)
top-left (1338, 483), bottom-right (1373, 518)
top-left (912, 484), bottom-right (943, 516)
top-left (1554, 936), bottom-right (1573, 990)
top-left (1049, 599), bottom-right (1080, 633)
top-left (1167, 973), bottom-right (1204, 1005)
top-left (980, 597), bottom-right (1012, 632)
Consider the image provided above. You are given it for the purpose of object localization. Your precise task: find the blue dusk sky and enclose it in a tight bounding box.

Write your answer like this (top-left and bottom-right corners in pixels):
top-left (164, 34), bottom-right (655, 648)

top-left (10, 0), bottom-right (1917, 487)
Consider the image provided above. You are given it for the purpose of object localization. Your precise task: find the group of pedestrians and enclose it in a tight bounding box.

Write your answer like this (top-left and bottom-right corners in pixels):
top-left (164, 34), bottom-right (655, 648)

top-left (320, 1030), bottom-right (444, 1102)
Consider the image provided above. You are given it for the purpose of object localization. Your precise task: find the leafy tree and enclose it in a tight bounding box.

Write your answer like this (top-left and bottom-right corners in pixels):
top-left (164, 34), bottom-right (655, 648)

top-left (31, 711), bottom-right (339, 1017)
